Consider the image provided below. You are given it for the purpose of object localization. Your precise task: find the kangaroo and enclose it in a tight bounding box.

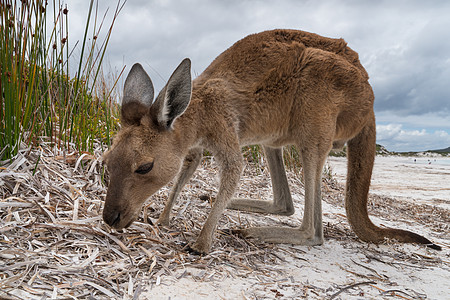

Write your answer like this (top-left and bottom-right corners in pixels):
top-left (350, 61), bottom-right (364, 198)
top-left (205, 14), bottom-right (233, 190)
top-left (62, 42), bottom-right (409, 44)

top-left (102, 29), bottom-right (440, 253)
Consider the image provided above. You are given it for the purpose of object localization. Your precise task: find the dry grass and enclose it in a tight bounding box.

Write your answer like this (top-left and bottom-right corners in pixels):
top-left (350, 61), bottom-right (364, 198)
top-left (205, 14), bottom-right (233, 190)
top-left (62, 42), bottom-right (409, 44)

top-left (0, 144), bottom-right (448, 299)
top-left (0, 144), bottom-right (290, 299)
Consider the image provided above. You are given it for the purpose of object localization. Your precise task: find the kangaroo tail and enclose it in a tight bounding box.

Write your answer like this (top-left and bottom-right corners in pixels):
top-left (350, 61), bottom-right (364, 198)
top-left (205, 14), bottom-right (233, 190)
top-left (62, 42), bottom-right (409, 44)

top-left (345, 113), bottom-right (441, 250)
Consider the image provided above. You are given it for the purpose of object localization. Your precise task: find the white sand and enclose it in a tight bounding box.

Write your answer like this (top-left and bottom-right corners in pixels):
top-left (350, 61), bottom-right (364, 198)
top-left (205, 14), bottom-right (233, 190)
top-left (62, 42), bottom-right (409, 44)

top-left (138, 156), bottom-right (450, 300)
top-left (327, 156), bottom-right (450, 209)
top-left (3, 149), bottom-right (448, 299)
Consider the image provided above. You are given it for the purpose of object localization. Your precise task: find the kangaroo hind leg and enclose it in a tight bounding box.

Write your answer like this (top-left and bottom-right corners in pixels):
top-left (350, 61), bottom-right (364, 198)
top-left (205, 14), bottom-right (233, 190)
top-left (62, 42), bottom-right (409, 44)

top-left (227, 146), bottom-right (295, 215)
top-left (238, 143), bottom-right (329, 246)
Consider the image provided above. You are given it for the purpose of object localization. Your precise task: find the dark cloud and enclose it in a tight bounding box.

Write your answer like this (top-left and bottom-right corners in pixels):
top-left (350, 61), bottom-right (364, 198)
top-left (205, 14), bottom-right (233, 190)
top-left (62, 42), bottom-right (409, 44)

top-left (63, 0), bottom-right (450, 151)
top-left (369, 15), bottom-right (450, 117)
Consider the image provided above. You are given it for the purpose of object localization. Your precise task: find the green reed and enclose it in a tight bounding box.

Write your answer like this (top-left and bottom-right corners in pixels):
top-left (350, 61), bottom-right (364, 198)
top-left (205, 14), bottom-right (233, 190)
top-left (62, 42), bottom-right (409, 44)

top-left (0, 0), bottom-right (124, 161)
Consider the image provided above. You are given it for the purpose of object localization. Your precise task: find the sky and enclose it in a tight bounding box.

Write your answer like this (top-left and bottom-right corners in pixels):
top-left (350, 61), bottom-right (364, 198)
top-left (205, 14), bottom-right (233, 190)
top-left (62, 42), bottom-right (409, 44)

top-left (61, 0), bottom-right (450, 152)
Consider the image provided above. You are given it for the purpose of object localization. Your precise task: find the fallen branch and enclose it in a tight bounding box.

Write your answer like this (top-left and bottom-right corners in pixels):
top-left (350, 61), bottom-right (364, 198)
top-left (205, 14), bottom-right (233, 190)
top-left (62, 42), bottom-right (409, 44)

top-left (329, 281), bottom-right (376, 299)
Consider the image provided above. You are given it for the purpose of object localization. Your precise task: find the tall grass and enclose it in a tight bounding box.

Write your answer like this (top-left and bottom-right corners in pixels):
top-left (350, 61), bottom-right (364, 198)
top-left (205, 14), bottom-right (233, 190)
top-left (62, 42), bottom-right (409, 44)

top-left (0, 0), bottom-right (124, 161)
top-left (242, 145), bottom-right (303, 175)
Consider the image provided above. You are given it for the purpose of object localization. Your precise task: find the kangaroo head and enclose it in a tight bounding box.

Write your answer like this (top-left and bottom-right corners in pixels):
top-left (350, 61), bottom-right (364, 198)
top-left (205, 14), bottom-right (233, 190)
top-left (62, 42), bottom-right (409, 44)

top-left (103, 59), bottom-right (192, 229)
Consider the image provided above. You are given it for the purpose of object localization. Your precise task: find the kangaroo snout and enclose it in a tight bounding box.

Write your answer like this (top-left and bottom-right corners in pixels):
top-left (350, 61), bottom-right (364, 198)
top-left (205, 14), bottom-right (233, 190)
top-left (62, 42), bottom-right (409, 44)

top-left (102, 200), bottom-right (135, 229)
top-left (102, 179), bottom-right (130, 229)
top-left (102, 207), bottom-right (121, 228)
top-left (103, 207), bottom-right (136, 229)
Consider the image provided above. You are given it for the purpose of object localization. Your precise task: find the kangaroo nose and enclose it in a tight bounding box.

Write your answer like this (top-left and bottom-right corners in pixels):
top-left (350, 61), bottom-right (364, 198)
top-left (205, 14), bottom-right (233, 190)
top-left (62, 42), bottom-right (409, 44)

top-left (103, 209), bottom-right (121, 228)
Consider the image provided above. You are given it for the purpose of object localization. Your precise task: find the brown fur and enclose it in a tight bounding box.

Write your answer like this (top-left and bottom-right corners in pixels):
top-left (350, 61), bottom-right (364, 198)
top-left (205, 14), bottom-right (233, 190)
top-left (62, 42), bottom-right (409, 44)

top-left (103, 29), bottom-right (440, 253)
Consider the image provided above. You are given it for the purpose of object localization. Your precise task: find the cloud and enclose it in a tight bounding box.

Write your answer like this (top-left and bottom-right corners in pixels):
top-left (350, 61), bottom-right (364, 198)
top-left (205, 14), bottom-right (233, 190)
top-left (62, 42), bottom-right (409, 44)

top-left (376, 111), bottom-right (450, 131)
top-left (377, 124), bottom-right (450, 152)
top-left (362, 7), bottom-right (450, 117)
top-left (58, 0), bottom-right (450, 151)
top-left (64, 1), bottom-right (450, 100)
top-left (106, 0), bottom-right (450, 116)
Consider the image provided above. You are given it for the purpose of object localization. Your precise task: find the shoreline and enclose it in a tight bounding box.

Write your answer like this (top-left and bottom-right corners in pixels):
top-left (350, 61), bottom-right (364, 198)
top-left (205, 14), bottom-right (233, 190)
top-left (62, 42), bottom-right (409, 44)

top-left (326, 155), bottom-right (450, 210)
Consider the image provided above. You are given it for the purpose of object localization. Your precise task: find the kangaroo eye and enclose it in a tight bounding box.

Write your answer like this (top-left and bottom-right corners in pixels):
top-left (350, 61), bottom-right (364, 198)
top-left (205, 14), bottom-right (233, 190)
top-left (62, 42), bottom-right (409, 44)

top-left (135, 162), bottom-right (154, 175)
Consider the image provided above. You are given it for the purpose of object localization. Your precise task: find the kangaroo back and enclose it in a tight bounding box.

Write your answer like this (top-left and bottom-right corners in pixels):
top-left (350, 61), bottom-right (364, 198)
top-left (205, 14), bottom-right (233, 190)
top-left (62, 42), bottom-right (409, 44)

top-left (197, 29), bottom-right (368, 87)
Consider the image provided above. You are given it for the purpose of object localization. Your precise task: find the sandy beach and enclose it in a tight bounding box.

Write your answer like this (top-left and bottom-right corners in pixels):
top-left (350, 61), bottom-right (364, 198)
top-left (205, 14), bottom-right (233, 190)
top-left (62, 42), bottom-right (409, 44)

top-left (141, 155), bottom-right (450, 300)
top-left (326, 155), bottom-right (450, 209)
top-left (1, 152), bottom-right (449, 299)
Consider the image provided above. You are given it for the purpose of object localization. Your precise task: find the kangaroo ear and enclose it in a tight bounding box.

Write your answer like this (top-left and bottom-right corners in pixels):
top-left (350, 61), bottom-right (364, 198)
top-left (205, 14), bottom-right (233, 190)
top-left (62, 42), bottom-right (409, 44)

top-left (151, 58), bottom-right (192, 130)
top-left (121, 63), bottom-right (155, 126)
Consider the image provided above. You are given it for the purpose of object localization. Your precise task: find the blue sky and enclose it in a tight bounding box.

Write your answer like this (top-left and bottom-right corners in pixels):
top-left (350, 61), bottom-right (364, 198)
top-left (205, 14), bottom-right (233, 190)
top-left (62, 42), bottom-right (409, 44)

top-left (64, 0), bottom-right (450, 152)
